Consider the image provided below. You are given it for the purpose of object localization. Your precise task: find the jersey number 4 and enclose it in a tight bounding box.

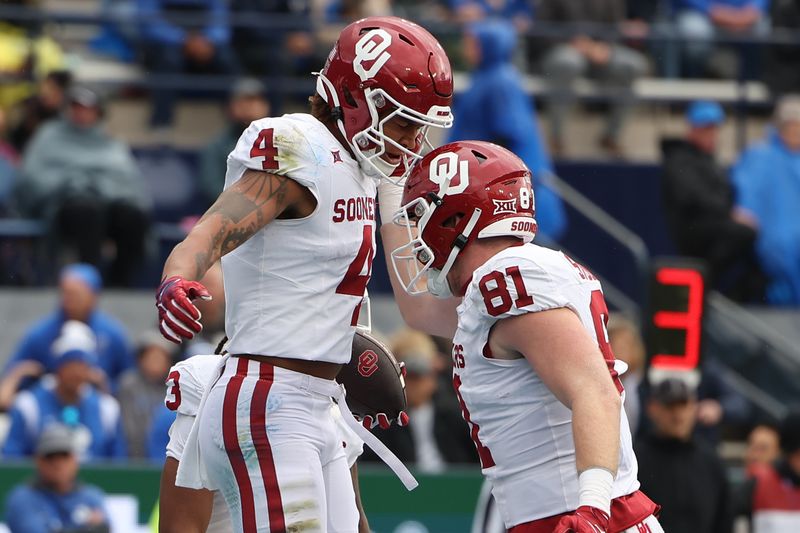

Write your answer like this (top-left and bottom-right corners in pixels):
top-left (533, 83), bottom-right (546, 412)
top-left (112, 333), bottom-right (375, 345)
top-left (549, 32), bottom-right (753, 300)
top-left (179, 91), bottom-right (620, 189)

top-left (250, 128), bottom-right (279, 171)
top-left (336, 225), bottom-right (375, 326)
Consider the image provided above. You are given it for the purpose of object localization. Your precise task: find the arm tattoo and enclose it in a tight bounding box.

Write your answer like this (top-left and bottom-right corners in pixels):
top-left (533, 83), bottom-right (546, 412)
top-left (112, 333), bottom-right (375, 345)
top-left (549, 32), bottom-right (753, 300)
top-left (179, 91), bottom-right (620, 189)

top-left (203, 170), bottom-right (291, 224)
top-left (193, 170), bottom-right (292, 277)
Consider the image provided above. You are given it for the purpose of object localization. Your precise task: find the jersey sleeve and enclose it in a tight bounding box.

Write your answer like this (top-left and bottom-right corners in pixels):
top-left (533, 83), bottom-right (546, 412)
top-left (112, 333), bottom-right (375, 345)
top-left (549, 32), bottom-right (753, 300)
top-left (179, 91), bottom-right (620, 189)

top-left (226, 117), bottom-right (319, 190)
top-left (164, 355), bottom-right (220, 417)
top-left (166, 412), bottom-right (195, 461)
top-left (462, 254), bottom-right (571, 322)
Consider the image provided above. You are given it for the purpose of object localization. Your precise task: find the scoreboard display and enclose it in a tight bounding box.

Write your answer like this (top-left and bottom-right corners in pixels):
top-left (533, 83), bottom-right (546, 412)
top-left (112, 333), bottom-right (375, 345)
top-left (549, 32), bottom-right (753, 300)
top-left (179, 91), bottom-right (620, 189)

top-left (645, 258), bottom-right (708, 383)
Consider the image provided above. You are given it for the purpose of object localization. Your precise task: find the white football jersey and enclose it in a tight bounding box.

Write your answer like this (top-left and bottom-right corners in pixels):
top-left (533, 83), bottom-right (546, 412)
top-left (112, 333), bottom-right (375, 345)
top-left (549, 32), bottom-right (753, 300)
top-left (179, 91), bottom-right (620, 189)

top-left (164, 354), bottom-right (364, 533)
top-left (452, 244), bottom-right (640, 528)
top-left (164, 355), bottom-right (231, 533)
top-left (222, 113), bottom-right (378, 364)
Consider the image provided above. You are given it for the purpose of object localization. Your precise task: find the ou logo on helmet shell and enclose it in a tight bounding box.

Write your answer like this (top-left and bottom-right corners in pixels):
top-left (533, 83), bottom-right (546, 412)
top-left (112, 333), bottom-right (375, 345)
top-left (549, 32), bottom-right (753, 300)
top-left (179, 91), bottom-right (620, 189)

top-left (354, 29), bottom-right (392, 82)
top-left (429, 152), bottom-right (469, 196)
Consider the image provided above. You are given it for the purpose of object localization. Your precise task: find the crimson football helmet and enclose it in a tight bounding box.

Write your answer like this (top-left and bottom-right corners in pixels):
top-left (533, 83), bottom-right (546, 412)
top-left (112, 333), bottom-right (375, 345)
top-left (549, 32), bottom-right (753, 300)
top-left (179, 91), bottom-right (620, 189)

top-left (315, 16), bottom-right (453, 183)
top-left (391, 141), bottom-right (537, 297)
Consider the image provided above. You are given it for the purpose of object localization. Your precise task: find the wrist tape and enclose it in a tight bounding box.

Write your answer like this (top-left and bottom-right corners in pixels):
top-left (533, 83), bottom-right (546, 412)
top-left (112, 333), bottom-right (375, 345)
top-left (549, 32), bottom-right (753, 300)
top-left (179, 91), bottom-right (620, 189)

top-left (578, 468), bottom-right (614, 516)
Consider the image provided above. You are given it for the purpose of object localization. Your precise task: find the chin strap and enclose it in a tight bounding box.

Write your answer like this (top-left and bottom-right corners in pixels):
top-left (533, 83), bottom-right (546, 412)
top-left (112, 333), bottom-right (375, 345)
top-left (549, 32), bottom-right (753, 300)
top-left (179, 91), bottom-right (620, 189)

top-left (430, 208), bottom-right (483, 295)
top-left (315, 72), bottom-right (352, 150)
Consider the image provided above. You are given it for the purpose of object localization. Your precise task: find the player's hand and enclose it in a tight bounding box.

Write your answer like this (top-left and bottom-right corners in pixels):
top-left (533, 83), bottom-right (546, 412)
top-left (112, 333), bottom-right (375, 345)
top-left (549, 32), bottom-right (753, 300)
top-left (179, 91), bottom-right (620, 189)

top-left (156, 276), bottom-right (212, 344)
top-left (357, 410), bottom-right (410, 430)
top-left (358, 360), bottom-right (410, 429)
top-left (553, 506), bottom-right (610, 533)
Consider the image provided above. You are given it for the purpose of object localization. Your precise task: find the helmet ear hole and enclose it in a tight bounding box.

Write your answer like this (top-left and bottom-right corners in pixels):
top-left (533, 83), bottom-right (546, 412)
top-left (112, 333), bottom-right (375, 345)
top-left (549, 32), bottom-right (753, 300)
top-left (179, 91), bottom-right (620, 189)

top-left (342, 86), bottom-right (358, 107)
top-left (471, 150), bottom-right (488, 163)
top-left (442, 213), bottom-right (463, 229)
top-left (398, 33), bottom-right (415, 46)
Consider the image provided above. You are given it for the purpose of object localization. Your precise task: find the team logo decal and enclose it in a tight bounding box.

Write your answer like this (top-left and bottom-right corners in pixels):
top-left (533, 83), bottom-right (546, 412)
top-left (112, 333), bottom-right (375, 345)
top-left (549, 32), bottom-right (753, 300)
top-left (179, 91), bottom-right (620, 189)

top-left (358, 350), bottom-right (379, 377)
top-left (354, 29), bottom-right (392, 82)
top-left (429, 152), bottom-right (469, 196)
top-left (492, 198), bottom-right (517, 215)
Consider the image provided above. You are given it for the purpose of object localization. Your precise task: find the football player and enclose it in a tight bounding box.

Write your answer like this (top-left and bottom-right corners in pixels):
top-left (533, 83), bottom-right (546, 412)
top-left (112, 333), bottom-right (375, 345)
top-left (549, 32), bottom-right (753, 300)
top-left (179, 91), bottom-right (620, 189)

top-left (391, 141), bottom-right (663, 533)
top-left (154, 16), bottom-right (457, 533)
top-left (157, 353), bottom-right (369, 533)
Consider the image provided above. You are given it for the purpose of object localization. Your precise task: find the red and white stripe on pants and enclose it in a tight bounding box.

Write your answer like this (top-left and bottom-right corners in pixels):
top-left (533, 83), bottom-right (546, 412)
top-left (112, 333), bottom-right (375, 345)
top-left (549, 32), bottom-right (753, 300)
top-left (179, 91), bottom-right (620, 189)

top-left (198, 357), bottom-right (359, 533)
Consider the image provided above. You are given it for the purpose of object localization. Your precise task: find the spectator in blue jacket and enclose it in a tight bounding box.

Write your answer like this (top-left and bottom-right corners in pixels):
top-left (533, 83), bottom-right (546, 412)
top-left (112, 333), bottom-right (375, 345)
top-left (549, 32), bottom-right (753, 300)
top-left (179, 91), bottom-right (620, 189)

top-left (2, 321), bottom-right (128, 460)
top-left (732, 95), bottom-right (800, 306)
top-left (448, 21), bottom-right (567, 242)
top-left (4, 424), bottom-right (110, 532)
top-left (671, 0), bottom-right (770, 77)
top-left (137, 0), bottom-right (238, 127)
top-left (0, 263), bottom-right (133, 407)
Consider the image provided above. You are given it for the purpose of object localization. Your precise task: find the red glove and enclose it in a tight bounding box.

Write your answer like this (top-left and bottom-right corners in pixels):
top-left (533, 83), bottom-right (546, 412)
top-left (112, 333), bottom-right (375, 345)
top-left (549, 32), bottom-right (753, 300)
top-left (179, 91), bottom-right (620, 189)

top-left (156, 276), bottom-right (211, 344)
top-left (553, 506), bottom-right (610, 533)
top-left (359, 411), bottom-right (410, 430)
top-left (358, 361), bottom-right (410, 429)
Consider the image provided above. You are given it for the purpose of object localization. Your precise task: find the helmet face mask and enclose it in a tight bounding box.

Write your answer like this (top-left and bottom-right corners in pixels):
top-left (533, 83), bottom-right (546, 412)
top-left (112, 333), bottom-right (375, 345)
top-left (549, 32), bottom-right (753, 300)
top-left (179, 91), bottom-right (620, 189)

top-left (391, 197), bottom-right (438, 295)
top-left (315, 17), bottom-right (454, 183)
top-left (352, 88), bottom-right (450, 184)
top-left (391, 141), bottom-right (538, 298)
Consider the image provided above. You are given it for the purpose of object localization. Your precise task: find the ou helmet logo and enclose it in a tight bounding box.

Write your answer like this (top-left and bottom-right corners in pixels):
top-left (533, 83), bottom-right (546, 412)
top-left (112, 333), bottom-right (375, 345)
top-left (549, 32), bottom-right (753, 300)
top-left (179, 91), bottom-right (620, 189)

top-left (429, 152), bottom-right (470, 196)
top-left (354, 29), bottom-right (392, 82)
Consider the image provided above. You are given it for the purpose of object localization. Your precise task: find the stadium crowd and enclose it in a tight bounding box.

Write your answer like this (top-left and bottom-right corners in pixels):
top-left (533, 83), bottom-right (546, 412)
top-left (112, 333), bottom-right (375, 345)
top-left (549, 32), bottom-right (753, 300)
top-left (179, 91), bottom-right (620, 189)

top-left (0, 1), bottom-right (799, 532)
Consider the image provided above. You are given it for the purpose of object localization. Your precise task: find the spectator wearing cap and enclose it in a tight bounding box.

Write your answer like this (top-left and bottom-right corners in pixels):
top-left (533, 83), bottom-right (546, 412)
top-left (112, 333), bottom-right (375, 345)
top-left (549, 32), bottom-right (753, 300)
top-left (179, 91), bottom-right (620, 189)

top-left (361, 329), bottom-right (477, 471)
top-left (739, 410), bottom-right (800, 532)
top-left (732, 95), bottom-right (800, 306)
top-left (2, 321), bottom-right (127, 460)
top-left (14, 85), bottom-right (152, 286)
top-left (635, 377), bottom-right (733, 533)
top-left (0, 263), bottom-right (133, 408)
top-left (3, 424), bottom-right (110, 532)
top-left (198, 78), bottom-right (270, 207)
top-left (117, 331), bottom-right (177, 458)
top-left (662, 100), bottom-right (763, 302)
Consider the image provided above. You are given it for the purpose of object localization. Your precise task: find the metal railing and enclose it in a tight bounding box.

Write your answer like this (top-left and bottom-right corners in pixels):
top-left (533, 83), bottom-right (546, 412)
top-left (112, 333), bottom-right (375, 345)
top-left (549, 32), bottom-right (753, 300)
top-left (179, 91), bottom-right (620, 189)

top-left (704, 293), bottom-right (800, 419)
top-left (549, 173), bottom-right (651, 312)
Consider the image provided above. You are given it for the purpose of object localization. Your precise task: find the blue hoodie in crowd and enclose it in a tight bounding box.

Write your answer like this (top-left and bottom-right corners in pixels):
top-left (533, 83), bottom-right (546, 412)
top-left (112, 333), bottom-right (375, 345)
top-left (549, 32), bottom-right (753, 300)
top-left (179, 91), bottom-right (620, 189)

top-left (448, 20), bottom-right (567, 242)
top-left (732, 128), bottom-right (800, 305)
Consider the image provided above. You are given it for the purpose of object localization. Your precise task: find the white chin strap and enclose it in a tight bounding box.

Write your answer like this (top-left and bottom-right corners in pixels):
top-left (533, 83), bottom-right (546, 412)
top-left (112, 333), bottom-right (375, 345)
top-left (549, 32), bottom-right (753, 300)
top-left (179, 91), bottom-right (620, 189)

top-left (315, 72), bottom-right (353, 154)
top-left (427, 207), bottom-right (483, 298)
top-left (427, 268), bottom-right (452, 298)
